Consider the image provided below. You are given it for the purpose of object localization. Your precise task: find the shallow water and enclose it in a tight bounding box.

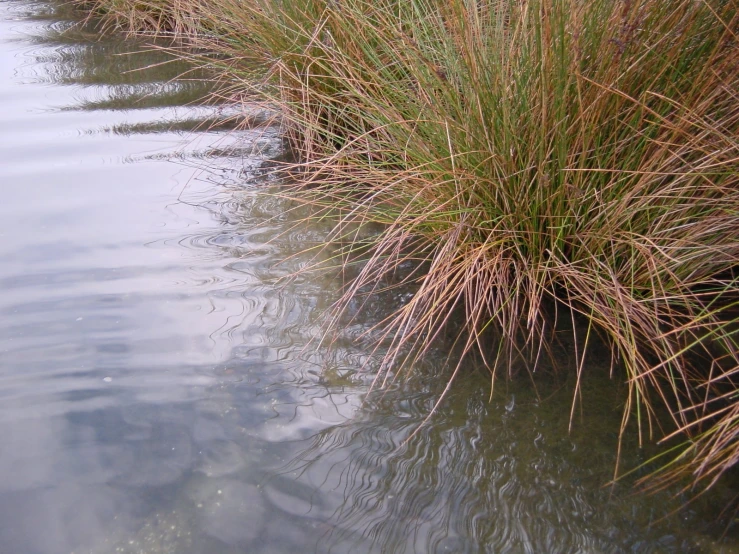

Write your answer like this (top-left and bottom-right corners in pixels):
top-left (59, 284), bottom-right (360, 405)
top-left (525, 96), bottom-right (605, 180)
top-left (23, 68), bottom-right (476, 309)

top-left (0, 2), bottom-right (736, 553)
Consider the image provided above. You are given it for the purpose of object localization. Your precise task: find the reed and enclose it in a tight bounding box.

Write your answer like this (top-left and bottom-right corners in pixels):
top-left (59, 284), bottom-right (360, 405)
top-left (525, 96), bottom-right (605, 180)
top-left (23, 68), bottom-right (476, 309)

top-left (75, 0), bottom-right (739, 494)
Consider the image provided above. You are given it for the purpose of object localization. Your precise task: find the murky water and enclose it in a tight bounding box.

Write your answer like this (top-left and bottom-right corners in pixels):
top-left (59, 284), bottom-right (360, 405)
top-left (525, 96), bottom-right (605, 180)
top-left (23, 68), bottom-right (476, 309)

top-left (0, 1), bottom-right (737, 553)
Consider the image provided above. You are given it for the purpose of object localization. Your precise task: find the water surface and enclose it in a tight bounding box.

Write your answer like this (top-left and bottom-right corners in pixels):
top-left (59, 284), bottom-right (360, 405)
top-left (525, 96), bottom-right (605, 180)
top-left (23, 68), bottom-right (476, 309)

top-left (0, 2), bottom-right (736, 553)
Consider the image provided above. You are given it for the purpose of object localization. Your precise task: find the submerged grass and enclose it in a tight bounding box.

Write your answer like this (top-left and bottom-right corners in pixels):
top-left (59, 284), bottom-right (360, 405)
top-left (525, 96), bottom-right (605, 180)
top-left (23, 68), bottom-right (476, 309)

top-left (73, 0), bottom-right (739, 495)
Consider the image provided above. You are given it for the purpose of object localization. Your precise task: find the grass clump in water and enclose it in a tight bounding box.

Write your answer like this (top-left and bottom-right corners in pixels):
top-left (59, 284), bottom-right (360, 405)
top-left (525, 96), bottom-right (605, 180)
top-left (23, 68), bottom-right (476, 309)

top-left (76, 0), bottom-right (739, 495)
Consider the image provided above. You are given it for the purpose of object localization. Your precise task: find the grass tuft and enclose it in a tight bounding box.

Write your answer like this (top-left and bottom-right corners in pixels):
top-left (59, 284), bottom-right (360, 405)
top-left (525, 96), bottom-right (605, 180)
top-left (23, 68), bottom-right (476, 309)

top-left (76, 0), bottom-right (739, 494)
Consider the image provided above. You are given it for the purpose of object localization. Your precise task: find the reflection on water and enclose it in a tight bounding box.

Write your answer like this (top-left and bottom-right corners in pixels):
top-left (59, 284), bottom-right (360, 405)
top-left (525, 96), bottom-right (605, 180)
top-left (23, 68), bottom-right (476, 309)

top-left (0, 1), bottom-right (737, 553)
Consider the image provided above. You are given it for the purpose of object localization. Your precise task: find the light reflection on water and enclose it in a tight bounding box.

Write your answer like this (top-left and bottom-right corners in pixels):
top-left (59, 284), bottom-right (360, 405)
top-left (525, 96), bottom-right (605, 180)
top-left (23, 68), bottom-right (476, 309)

top-left (0, 1), bottom-right (736, 553)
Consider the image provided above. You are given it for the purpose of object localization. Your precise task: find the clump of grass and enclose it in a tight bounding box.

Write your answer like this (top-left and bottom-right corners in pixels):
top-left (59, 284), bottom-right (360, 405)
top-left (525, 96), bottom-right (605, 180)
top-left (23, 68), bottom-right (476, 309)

top-left (77, 0), bottom-right (739, 494)
top-left (70, 0), bottom-right (201, 35)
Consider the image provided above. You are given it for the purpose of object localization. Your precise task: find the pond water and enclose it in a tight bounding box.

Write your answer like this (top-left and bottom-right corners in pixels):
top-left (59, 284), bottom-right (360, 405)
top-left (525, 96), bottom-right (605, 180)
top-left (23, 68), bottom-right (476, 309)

top-left (0, 1), bottom-right (737, 553)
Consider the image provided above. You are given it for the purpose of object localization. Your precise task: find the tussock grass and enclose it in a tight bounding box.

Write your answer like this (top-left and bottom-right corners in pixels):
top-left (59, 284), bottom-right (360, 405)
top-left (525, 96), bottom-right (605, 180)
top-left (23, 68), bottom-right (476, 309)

top-left (71, 0), bottom-right (201, 35)
top-left (76, 0), bottom-right (739, 494)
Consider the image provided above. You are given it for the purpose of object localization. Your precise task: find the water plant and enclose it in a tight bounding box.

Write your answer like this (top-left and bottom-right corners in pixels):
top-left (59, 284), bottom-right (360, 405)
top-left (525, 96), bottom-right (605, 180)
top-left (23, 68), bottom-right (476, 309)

top-left (74, 0), bottom-right (739, 496)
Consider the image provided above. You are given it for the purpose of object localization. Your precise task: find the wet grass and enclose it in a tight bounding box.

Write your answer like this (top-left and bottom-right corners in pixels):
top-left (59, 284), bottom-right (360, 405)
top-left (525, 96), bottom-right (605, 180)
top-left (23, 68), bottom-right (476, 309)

top-left (72, 0), bottom-right (739, 495)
